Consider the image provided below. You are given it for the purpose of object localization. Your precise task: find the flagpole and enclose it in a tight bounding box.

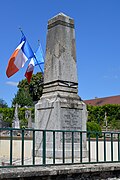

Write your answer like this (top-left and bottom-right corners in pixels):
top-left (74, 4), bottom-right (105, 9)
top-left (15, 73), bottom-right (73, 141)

top-left (34, 55), bottom-right (44, 74)
top-left (19, 27), bottom-right (25, 37)
top-left (33, 39), bottom-right (44, 74)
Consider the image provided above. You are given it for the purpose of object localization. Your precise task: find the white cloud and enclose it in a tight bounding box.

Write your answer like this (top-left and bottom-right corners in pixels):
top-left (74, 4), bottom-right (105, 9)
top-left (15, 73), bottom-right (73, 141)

top-left (6, 81), bottom-right (18, 86)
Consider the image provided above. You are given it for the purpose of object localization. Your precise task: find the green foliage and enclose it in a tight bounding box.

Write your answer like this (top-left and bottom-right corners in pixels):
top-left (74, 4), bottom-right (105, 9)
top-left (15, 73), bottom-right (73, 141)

top-left (0, 99), bottom-right (8, 108)
top-left (29, 108), bottom-right (35, 121)
top-left (87, 104), bottom-right (120, 130)
top-left (18, 72), bottom-right (43, 101)
top-left (0, 108), bottom-right (14, 126)
top-left (28, 72), bottom-right (43, 102)
top-left (109, 119), bottom-right (120, 130)
top-left (87, 121), bottom-right (102, 137)
top-left (12, 72), bottom-right (43, 107)
top-left (0, 107), bottom-right (34, 128)
top-left (87, 105), bottom-right (104, 125)
top-left (12, 89), bottom-right (33, 107)
top-left (20, 118), bottom-right (28, 128)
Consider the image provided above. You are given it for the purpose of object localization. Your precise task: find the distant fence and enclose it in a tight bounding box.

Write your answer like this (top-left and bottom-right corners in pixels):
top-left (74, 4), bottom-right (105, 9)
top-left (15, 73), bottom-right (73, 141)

top-left (0, 127), bottom-right (120, 168)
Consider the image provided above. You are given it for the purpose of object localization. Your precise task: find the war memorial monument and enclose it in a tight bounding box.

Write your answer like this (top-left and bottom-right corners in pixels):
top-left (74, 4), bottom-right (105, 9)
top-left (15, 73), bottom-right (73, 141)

top-left (1, 13), bottom-right (120, 180)
top-left (35, 13), bottom-right (88, 158)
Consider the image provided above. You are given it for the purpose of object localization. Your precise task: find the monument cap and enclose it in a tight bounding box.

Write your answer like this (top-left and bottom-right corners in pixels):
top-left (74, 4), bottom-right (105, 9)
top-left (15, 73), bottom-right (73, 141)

top-left (48, 12), bottom-right (74, 29)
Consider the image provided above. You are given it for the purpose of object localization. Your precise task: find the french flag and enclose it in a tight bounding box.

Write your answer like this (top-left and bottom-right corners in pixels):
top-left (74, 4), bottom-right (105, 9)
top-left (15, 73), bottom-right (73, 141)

top-left (25, 58), bottom-right (35, 83)
top-left (6, 34), bottom-right (34, 78)
top-left (25, 44), bottom-right (44, 83)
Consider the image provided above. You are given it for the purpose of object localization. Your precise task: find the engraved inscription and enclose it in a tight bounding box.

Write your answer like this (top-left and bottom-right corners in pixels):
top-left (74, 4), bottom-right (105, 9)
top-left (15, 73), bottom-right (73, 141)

top-left (61, 108), bottom-right (82, 142)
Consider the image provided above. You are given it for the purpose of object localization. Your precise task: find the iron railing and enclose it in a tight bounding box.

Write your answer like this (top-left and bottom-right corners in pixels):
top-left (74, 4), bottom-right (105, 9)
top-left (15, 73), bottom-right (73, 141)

top-left (0, 127), bottom-right (120, 168)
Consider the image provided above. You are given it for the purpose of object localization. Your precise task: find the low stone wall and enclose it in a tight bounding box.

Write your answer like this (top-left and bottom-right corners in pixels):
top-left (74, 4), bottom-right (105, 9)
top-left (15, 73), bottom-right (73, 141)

top-left (0, 137), bottom-right (32, 159)
top-left (0, 138), bottom-right (119, 161)
top-left (0, 163), bottom-right (120, 180)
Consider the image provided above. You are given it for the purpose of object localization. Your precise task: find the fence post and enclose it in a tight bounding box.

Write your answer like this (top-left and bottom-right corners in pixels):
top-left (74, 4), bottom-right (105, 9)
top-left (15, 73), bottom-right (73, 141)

top-left (111, 133), bottom-right (113, 162)
top-left (88, 132), bottom-right (91, 162)
top-left (10, 129), bottom-right (13, 165)
top-left (53, 131), bottom-right (55, 164)
top-left (72, 131), bottom-right (74, 164)
top-left (43, 130), bottom-right (46, 165)
top-left (104, 132), bottom-right (106, 162)
top-left (96, 132), bottom-right (99, 162)
top-left (80, 132), bottom-right (82, 163)
top-left (32, 130), bottom-right (35, 165)
top-left (21, 129), bottom-right (25, 165)
top-left (62, 131), bottom-right (65, 164)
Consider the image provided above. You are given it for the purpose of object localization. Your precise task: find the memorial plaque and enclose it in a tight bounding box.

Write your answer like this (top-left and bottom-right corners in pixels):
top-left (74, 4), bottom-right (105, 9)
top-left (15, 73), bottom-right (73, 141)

top-left (61, 108), bottom-right (82, 142)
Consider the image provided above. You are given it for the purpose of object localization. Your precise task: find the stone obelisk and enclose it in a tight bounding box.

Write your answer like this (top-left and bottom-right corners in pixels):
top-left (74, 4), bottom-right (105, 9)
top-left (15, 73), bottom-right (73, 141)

top-left (35, 13), bottom-right (87, 158)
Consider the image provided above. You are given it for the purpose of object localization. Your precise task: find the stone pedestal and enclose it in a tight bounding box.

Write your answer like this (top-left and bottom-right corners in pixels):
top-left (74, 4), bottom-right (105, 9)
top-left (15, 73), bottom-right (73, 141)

top-left (35, 13), bottom-right (87, 158)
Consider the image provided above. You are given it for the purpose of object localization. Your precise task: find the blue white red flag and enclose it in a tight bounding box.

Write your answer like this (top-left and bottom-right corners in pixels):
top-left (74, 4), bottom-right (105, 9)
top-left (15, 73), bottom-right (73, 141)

top-left (25, 44), bottom-right (44, 83)
top-left (6, 34), bottom-right (34, 78)
top-left (25, 58), bottom-right (35, 83)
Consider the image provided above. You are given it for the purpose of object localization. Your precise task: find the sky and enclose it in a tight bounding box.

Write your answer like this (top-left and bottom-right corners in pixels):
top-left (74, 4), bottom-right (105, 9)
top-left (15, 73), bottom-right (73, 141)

top-left (0, 0), bottom-right (120, 107)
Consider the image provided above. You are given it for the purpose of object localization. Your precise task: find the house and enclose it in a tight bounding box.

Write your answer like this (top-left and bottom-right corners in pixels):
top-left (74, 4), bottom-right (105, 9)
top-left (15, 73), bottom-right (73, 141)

top-left (84, 95), bottom-right (120, 106)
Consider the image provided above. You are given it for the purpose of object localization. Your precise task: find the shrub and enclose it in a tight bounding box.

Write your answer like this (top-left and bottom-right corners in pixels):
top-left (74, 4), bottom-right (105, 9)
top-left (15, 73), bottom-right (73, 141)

top-left (87, 121), bottom-right (102, 138)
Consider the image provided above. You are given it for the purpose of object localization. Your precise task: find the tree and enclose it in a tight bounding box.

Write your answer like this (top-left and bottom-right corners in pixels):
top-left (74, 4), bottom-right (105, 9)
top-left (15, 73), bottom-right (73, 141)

top-left (0, 98), bottom-right (8, 108)
top-left (0, 107), bottom-right (14, 126)
top-left (12, 89), bottom-right (33, 107)
top-left (12, 72), bottom-right (43, 107)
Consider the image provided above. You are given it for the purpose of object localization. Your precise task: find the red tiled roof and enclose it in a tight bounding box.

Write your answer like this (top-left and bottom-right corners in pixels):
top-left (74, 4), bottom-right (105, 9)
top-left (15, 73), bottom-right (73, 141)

top-left (84, 95), bottom-right (120, 106)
